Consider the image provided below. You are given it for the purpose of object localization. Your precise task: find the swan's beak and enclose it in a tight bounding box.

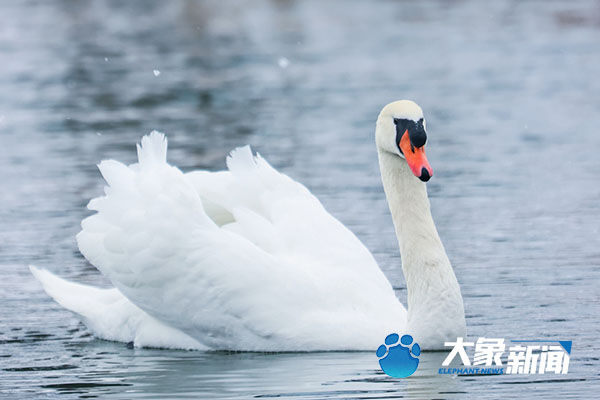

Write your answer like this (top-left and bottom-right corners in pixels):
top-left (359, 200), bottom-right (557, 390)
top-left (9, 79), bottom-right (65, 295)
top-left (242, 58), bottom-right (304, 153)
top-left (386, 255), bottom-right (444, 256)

top-left (399, 130), bottom-right (433, 182)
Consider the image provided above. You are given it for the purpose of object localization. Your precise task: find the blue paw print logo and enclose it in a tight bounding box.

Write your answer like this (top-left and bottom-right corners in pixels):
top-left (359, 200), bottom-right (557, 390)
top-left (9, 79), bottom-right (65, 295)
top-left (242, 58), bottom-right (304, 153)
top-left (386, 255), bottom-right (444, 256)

top-left (376, 333), bottom-right (421, 378)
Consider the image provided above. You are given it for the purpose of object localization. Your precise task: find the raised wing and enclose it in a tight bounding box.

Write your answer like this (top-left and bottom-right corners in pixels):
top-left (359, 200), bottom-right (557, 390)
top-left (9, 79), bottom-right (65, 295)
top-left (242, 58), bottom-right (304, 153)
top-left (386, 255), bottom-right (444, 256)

top-left (185, 145), bottom-right (384, 279)
top-left (76, 132), bottom-right (400, 351)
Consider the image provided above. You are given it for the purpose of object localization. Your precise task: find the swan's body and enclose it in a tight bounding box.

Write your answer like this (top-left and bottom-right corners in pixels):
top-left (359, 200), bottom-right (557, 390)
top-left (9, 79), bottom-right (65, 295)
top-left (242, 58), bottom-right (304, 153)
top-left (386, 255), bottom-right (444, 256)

top-left (31, 100), bottom-right (465, 351)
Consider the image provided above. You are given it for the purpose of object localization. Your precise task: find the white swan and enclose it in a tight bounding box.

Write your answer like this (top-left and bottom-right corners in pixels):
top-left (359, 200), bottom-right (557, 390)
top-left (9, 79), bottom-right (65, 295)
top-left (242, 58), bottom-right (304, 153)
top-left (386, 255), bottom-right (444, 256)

top-left (30, 100), bottom-right (466, 351)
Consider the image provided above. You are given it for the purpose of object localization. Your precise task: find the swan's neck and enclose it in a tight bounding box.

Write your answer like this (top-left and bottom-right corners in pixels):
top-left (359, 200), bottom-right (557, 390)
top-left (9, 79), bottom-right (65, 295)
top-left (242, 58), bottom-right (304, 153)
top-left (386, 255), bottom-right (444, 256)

top-left (378, 150), bottom-right (466, 347)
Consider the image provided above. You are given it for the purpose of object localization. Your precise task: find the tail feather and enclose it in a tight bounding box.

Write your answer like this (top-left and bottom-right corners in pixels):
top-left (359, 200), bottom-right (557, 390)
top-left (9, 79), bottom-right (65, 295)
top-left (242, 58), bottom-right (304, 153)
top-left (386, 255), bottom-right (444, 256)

top-left (136, 130), bottom-right (167, 166)
top-left (29, 266), bottom-right (207, 350)
top-left (29, 265), bottom-right (119, 315)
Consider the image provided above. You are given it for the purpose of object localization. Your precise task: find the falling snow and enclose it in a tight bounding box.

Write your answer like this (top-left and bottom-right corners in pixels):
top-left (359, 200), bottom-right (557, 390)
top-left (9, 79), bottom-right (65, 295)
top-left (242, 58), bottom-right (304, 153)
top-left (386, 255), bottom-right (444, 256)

top-left (277, 57), bottom-right (290, 69)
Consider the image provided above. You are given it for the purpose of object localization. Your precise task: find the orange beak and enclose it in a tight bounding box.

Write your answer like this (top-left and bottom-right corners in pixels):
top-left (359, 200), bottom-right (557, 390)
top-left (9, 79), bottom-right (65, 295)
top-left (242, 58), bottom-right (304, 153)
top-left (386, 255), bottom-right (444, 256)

top-left (399, 129), bottom-right (433, 182)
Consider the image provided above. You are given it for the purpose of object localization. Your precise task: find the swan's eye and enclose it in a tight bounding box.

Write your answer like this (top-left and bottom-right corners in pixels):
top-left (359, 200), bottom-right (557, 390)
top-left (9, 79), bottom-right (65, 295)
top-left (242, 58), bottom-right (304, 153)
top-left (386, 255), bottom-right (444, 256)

top-left (393, 118), bottom-right (427, 154)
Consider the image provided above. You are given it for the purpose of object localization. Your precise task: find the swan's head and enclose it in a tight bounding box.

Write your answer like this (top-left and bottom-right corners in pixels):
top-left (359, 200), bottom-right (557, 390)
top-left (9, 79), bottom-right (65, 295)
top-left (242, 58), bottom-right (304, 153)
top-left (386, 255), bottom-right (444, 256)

top-left (376, 100), bottom-right (433, 182)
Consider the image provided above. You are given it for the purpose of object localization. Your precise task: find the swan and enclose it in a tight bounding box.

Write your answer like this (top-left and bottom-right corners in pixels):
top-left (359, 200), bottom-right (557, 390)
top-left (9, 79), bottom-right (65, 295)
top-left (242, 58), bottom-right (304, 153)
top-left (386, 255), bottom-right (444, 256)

top-left (30, 100), bottom-right (466, 351)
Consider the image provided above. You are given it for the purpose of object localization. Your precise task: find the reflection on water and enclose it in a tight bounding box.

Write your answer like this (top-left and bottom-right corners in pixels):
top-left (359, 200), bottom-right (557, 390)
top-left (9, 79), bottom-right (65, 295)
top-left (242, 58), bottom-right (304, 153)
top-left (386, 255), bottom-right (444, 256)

top-left (1, 0), bottom-right (599, 398)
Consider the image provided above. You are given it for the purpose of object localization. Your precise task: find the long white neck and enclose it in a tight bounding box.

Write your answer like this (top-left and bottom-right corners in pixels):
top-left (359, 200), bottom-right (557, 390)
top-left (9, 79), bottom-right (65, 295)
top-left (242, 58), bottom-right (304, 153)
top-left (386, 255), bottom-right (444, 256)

top-left (377, 150), bottom-right (466, 349)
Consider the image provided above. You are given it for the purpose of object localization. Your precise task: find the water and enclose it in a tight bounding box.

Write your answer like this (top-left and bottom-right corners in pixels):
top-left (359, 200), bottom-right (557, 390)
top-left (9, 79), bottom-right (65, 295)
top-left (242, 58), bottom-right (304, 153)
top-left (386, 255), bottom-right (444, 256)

top-left (1, 0), bottom-right (599, 398)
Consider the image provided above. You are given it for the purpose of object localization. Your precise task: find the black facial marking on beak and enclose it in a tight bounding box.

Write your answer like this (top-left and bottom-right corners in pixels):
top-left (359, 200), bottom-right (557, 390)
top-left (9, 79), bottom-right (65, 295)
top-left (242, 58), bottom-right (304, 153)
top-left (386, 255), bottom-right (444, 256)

top-left (394, 118), bottom-right (427, 152)
top-left (411, 119), bottom-right (427, 148)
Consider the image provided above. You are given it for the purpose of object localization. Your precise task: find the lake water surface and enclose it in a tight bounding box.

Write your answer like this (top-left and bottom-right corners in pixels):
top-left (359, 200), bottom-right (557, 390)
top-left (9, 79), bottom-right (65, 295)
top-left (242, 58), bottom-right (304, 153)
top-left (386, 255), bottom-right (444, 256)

top-left (1, 0), bottom-right (599, 398)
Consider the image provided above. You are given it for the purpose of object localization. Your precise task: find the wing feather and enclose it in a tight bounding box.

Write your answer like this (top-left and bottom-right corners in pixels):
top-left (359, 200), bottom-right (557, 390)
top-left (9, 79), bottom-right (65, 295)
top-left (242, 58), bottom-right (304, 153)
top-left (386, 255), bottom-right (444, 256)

top-left (76, 132), bottom-right (403, 351)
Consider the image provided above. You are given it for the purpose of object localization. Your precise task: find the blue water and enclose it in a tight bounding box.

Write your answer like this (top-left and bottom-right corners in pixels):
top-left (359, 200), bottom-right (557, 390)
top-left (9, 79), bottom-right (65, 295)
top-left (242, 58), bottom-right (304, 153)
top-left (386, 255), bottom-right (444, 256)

top-left (1, 0), bottom-right (599, 398)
